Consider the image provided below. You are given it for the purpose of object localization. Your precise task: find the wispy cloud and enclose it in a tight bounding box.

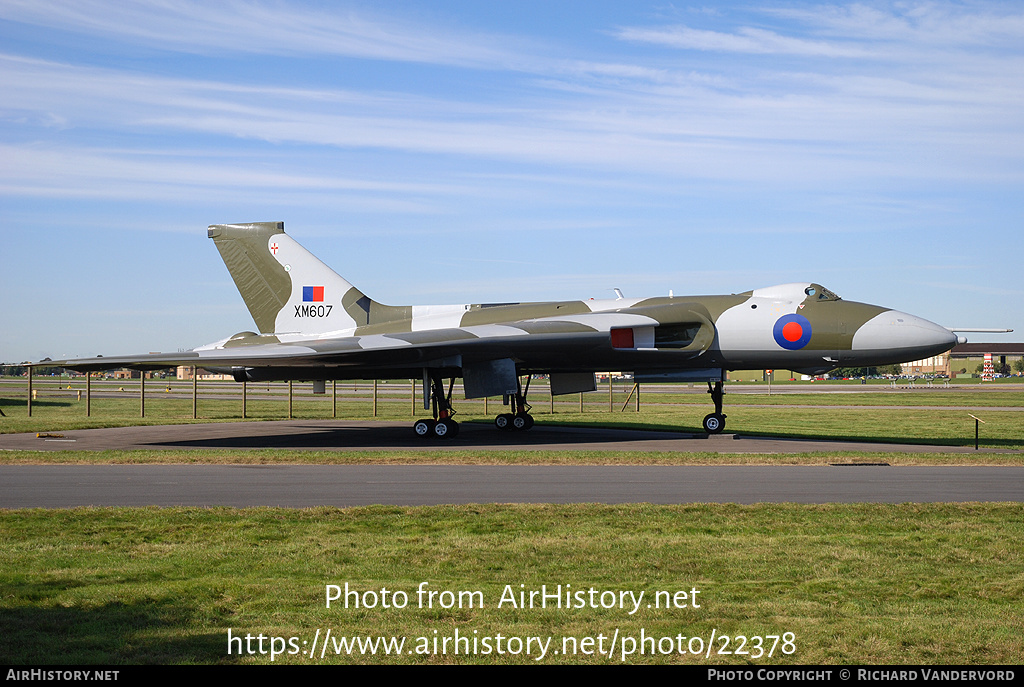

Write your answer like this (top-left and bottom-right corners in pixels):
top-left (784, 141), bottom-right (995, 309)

top-left (4, 44), bottom-right (1021, 195)
top-left (614, 24), bottom-right (871, 57)
top-left (0, 141), bottom-right (463, 211)
top-left (619, 2), bottom-right (1024, 56)
top-left (766, 2), bottom-right (1024, 48)
top-left (0, 0), bottom-right (527, 67)
top-left (3, 2), bottom-right (1022, 360)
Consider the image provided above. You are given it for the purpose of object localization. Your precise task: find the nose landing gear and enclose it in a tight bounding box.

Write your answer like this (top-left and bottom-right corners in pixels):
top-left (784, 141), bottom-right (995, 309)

top-left (703, 380), bottom-right (727, 434)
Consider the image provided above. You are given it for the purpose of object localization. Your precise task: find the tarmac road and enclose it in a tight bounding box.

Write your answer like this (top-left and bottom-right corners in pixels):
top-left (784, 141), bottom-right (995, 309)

top-left (2, 464), bottom-right (1022, 507)
top-left (1, 421), bottom-right (1021, 507)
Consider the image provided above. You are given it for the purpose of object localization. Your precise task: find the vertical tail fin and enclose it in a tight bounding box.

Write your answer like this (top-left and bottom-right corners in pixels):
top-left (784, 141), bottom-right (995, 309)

top-left (208, 222), bottom-right (407, 336)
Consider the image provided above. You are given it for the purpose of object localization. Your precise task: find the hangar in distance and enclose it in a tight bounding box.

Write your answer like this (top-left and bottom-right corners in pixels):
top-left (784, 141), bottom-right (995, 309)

top-left (52, 222), bottom-right (977, 438)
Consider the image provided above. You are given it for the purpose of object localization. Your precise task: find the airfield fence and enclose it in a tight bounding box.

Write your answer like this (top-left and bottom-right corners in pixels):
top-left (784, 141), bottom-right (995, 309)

top-left (15, 370), bottom-right (644, 421)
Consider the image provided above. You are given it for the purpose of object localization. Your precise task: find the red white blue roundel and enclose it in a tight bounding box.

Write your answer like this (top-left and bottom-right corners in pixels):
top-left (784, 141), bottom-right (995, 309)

top-left (773, 313), bottom-right (812, 350)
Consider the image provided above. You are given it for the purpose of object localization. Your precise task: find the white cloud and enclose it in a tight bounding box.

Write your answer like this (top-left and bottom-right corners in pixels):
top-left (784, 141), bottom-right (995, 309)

top-left (0, 0), bottom-right (526, 67)
top-left (767, 2), bottom-right (1024, 48)
top-left (0, 142), bottom-right (462, 212)
top-left (615, 24), bottom-right (871, 57)
top-left (1, 1), bottom-right (1022, 217)
top-left (4, 46), bottom-right (1022, 191)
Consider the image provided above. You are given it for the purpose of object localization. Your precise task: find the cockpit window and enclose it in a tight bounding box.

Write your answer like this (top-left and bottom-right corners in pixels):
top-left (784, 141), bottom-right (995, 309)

top-left (806, 284), bottom-right (841, 301)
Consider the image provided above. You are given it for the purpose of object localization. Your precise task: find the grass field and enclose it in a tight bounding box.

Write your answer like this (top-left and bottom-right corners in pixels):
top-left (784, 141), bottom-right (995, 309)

top-left (3, 378), bottom-right (1023, 451)
top-left (2, 448), bottom-right (1022, 466)
top-left (1, 504), bottom-right (1021, 665)
top-left (2, 378), bottom-right (1022, 665)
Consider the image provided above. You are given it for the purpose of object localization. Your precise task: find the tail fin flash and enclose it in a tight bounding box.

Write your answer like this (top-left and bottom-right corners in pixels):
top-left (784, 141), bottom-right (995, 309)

top-left (208, 222), bottom-right (404, 336)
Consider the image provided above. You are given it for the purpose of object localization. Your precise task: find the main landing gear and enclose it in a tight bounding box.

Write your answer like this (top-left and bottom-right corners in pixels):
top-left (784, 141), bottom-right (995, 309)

top-left (413, 372), bottom-right (460, 440)
top-left (409, 371), bottom-right (535, 438)
top-left (494, 376), bottom-right (534, 432)
top-left (703, 380), bottom-right (727, 434)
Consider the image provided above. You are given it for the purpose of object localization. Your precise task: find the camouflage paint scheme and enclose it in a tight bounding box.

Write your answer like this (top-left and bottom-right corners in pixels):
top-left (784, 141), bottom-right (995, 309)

top-left (53, 222), bottom-right (958, 390)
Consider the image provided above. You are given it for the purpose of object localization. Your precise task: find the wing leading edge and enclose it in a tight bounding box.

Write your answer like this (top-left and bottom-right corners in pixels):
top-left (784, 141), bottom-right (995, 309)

top-left (54, 302), bottom-right (717, 388)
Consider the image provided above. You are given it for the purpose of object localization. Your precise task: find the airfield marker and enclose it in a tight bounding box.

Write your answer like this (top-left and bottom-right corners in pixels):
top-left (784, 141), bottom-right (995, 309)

top-left (620, 382), bottom-right (641, 413)
top-left (969, 414), bottom-right (986, 450)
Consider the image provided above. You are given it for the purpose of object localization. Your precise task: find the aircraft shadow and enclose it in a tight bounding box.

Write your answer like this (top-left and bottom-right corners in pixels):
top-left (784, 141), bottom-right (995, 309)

top-left (141, 419), bottom-right (1019, 452)
top-left (0, 599), bottom-right (226, 664)
top-left (146, 421), bottom-right (696, 450)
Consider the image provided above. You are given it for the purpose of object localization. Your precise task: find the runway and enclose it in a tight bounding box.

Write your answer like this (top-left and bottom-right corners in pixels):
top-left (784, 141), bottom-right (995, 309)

top-left (3, 464), bottom-right (1022, 507)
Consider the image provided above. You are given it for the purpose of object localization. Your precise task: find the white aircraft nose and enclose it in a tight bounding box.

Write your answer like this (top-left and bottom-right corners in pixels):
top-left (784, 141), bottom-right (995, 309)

top-left (852, 310), bottom-right (958, 358)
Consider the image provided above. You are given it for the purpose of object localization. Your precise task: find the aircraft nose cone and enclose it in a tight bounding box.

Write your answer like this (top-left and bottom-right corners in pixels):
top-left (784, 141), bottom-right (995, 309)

top-left (852, 310), bottom-right (958, 360)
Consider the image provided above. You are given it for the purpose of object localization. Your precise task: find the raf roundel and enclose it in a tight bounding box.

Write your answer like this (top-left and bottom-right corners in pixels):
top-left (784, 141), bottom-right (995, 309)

top-left (772, 313), bottom-right (813, 350)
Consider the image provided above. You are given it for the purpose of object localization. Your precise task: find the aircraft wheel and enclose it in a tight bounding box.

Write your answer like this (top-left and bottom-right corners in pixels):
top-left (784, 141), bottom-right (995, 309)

top-left (702, 413), bottom-right (726, 434)
top-left (512, 414), bottom-right (528, 431)
top-left (413, 419), bottom-right (435, 438)
top-left (434, 418), bottom-right (459, 439)
top-left (522, 414), bottom-right (534, 430)
top-left (495, 414), bottom-right (513, 431)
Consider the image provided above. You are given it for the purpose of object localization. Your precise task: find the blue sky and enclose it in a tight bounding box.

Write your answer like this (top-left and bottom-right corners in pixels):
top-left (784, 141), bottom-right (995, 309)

top-left (2, 1), bottom-right (1021, 363)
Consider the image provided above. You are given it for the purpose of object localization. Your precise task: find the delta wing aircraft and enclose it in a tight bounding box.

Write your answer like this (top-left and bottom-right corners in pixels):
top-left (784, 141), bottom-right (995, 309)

top-left (51, 222), bottom-right (967, 438)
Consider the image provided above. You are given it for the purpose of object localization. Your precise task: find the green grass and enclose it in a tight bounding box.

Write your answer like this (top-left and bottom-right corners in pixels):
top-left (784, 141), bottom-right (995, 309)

top-left (1, 504), bottom-right (1021, 664)
top-left (4, 381), bottom-right (1023, 449)
top-left (2, 448), bottom-right (1022, 465)
top-left (671, 391), bottom-right (1024, 407)
top-left (527, 407), bottom-right (1024, 450)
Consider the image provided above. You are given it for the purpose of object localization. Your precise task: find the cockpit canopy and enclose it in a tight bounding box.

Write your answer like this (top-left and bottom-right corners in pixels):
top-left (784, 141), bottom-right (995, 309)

top-left (804, 284), bottom-right (841, 302)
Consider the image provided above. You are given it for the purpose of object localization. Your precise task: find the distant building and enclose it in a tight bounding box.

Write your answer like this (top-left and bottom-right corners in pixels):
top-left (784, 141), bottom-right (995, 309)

top-left (901, 353), bottom-right (950, 376)
top-left (111, 369), bottom-right (159, 379)
top-left (948, 343), bottom-right (1024, 376)
top-left (176, 366), bottom-right (233, 381)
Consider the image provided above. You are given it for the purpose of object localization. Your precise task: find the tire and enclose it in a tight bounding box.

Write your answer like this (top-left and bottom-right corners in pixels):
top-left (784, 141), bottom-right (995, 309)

top-left (703, 413), bottom-right (725, 434)
top-left (413, 419), bottom-right (435, 437)
top-left (522, 414), bottom-right (534, 430)
top-left (512, 414), bottom-right (527, 431)
top-left (495, 414), bottom-right (513, 431)
top-left (444, 418), bottom-right (460, 438)
top-left (434, 418), bottom-right (458, 439)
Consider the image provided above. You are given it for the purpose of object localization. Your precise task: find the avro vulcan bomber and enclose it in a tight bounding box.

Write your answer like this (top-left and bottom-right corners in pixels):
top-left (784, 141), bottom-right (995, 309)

top-left (51, 222), bottom-right (966, 438)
